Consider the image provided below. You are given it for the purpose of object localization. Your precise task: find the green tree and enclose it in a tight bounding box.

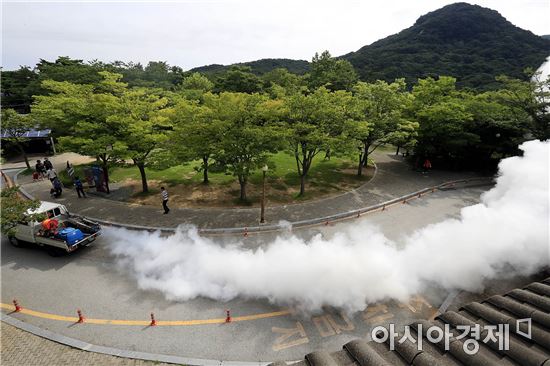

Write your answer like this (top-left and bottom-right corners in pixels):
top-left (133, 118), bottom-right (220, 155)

top-left (463, 90), bottom-right (528, 163)
top-left (114, 88), bottom-right (171, 193)
top-left (1, 186), bottom-right (43, 236)
top-left (386, 120), bottom-right (420, 156)
top-left (35, 72), bottom-right (172, 193)
top-left (214, 93), bottom-right (283, 201)
top-left (411, 77), bottom-right (478, 168)
top-left (415, 100), bottom-right (476, 165)
top-left (0, 66), bottom-right (38, 113)
top-left (180, 72), bottom-right (214, 91)
top-left (214, 66), bottom-right (263, 93)
top-left (308, 51), bottom-right (358, 91)
top-left (178, 72), bottom-right (214, 101)
top-left (496, 70), bottom-right (550, 140)
top-left (0, 109), bottom-right (35, 169)
top-left (284, 87), bottom-right (352, 195)
top-left (104, 61), bottom-right (146, 87)
top-left (102, 60), bottom-right (183, 89)
top-left (33, 72), bottom-right (129, 193)
top-left (35, 57), bottom-right (103, 85)
top-left (169, 94), bottom-right (226, 184)
top-left (262, 68), bottom-right (305, 97)
top-left (352, 79), bottom-right (413, 176)
top-left (142, 61), bottom-right (183, 88)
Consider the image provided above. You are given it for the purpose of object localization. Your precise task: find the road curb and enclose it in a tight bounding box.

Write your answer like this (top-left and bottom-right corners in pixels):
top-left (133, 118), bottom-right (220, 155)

top-left (1, 313), bottom-right (271, 366)
top-left (13, 169), bottom-right (494, 235)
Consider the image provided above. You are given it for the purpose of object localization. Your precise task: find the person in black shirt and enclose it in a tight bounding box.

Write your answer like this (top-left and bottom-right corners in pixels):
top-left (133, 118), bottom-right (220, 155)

top-left (44, 158), bottom-right (53, 171)
top-left (35, 160), bottom-right (46, 178)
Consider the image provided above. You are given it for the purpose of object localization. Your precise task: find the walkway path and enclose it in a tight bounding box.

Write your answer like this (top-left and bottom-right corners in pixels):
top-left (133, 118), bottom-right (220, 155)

top-left (0, 322), bottom-right (172, 366)
top-left (14, 150), bottom-right (478, 229)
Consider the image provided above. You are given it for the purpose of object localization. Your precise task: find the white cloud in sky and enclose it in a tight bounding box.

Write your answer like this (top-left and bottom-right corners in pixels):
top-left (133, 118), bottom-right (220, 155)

top-left (2, 0), bottom-right (549, 70)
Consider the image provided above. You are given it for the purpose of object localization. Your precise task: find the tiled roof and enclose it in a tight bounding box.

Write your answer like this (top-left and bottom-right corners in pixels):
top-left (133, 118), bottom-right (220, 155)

top-left (270, 277), bottom-right (550, 366)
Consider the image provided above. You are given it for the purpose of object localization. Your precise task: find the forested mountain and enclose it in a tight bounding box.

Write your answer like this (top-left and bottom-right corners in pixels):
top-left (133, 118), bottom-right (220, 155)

top-left (191, 3), bottom-right (550, 89)
top-left (191, 58), bottom-right (310, 76)
top-left (3, 1), bottom-right (550, 113)
top-left (340, 3), bottom-right (550, 89)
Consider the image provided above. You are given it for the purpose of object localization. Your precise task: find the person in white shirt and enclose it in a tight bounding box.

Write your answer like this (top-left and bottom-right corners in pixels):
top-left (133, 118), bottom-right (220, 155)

top-left (161, 186), bottom-right (170, 214)
top-left (46, 168), bottom-right (58, 182)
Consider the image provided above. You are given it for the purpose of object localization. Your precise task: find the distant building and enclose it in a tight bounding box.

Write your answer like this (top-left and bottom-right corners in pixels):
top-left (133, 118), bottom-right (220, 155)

top-left (0, 128), bottom-right (56, 155)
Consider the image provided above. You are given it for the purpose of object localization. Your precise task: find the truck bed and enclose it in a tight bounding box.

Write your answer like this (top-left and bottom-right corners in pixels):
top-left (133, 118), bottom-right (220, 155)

top-left (35, 230), bottom-right (100, 251)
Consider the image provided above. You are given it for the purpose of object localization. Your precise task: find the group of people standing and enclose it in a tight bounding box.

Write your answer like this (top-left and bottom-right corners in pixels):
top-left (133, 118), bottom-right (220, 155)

top-left (33, 158), bottom-right (170, 213)
top-left (34, 158), bottom-right (53, 180)
top-left (34, 158), bottom-right (86, 199)
top-left (34, 158), bottom-right (60, 197)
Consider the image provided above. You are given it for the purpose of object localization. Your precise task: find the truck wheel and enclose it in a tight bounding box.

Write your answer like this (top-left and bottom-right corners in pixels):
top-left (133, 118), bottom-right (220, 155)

top-left (8, 236), bottom-right (22, 247)
top-left (46, 247), bottom-right (65, 257)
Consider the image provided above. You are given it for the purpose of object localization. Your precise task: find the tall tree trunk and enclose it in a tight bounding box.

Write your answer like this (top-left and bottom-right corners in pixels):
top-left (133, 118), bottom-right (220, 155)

top-left (99, 156), bottom-right (110, 194)
top-left (202, 156), bottom-right (209, 184)
top-left (357, 142), bottom-right (371, 172)
top-left (17, 144), bottom-right (31, 169)
top-left (102, 165), bottom-right (110, 194)
top-left (299, 174), bottom-right (306, 196)
top-left (238, 175), bottom-right (247, 201)
top-left (395, 145), bottom-right (400, 156)
top-left (299, 156), bottom-right (312, 196)
top-left (137, 162), bottom-right (148, 193)
top-left (362, 142), bottom-right (370, 167)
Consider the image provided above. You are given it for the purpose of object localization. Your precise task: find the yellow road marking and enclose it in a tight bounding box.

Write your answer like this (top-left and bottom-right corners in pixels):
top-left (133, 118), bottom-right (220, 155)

top-left (1, 303), bottom-right (291, 326)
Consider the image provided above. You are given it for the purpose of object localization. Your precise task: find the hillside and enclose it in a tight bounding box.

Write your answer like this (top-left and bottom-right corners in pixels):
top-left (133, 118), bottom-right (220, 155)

top-left (341, 2), bottom-right (550, 89)
top-left (190, 3), bottom-right (550, 89)
top-left (191, 58), bottom-right (310, 76)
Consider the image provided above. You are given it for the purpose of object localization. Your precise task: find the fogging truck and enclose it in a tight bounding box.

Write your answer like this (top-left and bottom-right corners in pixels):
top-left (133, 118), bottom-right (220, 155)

top-left (8, 201), bottom-right (101, 255)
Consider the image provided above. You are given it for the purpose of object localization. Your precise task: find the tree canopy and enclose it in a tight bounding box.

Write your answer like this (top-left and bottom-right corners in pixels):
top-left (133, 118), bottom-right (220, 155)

top-left (1, 108), bottom-right (36, 169)
top-left (9, 43), bottom-right (548, 204)
top-left (0, 186), bottom-right (43, 236)
top-left (308, 51), bottom-right (358, 92)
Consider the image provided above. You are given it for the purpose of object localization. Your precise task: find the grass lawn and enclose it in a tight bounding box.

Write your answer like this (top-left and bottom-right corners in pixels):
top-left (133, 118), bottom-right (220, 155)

top-left (61, 151), bottom-right (375, 208)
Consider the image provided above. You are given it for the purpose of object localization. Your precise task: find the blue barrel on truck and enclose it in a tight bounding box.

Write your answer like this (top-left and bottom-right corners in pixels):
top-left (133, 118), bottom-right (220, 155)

top-left (56, 228), bottom-right (84, 246)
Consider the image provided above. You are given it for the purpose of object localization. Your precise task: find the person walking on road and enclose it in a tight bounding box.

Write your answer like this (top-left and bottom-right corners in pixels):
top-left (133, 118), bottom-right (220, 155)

top-left (161, 186), bottom-right (170, 214)
top-left (74, 176), bottom-right (86, 198)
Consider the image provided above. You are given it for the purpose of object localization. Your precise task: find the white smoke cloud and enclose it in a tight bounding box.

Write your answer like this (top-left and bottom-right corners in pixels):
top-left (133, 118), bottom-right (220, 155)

top-left (106, 140), bottom-right (549, 312)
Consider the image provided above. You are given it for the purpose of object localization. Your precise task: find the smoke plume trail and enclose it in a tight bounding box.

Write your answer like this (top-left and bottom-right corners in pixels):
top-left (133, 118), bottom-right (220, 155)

top-left (106, 140), bottom-right (549, 312)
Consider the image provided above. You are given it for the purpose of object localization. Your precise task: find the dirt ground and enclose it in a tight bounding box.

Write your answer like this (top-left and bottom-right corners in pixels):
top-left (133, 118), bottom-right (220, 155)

top-left (123, 166), bottom-right (374, 208)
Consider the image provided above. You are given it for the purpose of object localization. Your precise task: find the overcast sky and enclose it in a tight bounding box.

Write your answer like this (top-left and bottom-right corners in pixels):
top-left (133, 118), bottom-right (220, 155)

top-left (2, 0), bottom-right (549, 71)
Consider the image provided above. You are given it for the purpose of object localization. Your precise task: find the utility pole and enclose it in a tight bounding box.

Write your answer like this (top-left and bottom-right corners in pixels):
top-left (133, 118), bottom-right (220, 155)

top-left (260, 165), bottom-right (268, 223)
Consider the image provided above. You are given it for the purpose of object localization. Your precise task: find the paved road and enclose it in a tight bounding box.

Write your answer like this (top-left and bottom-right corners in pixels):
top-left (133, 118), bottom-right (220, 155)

top-left (16, 150), bottom-right (478, 229)
top-left (1, 186), bottom-right (489, 363)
